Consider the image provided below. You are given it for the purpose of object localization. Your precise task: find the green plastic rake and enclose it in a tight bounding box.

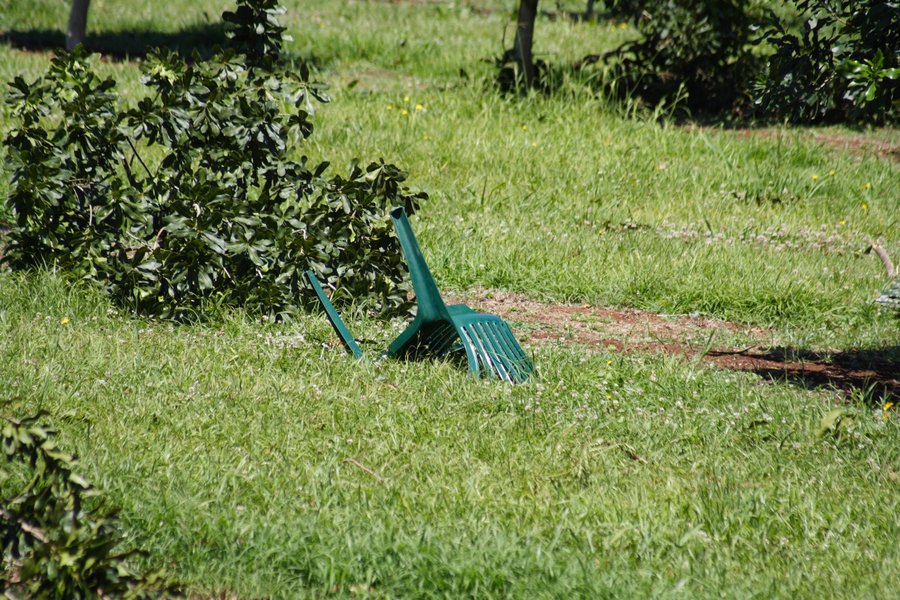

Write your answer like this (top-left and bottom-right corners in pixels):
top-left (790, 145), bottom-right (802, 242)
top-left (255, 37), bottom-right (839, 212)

top-left (305, 207), bottom-right (533, 383)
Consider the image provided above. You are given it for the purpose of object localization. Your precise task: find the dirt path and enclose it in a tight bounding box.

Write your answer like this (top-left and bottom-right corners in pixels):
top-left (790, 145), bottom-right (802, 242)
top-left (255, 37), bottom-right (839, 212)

top-left (734, 127), bottom-right (899, 162)
top-left (451, 290), bottom-right (899, 403)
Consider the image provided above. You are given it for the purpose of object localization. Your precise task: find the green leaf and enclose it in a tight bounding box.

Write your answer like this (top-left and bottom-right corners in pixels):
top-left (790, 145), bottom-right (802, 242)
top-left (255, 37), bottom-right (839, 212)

top-left (865, 83), bottom-right (877, 101)
top-left (198, 271), bottom-right (214, 291)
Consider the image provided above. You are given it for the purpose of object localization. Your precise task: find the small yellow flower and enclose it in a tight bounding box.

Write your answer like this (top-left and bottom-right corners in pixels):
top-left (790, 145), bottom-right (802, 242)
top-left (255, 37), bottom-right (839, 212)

top-left (838, 219), bottom-right (846, 225)
top-left (606, 394), bottom-right (612, 400)
top-left (885, 402), bottom-right (895, 411)
top-left (607, 359), bottom-right (612, 366)
top-left (811, 174), bottom-right (818, 181)
top-left (619, 22), bottom-right (627, 29)
top-left (862, 202), bottom-right (868, 210)
top-left (401, 109), bottom-right (409, 116)
top-left (403, 95), bottom-right (410, 102)
top-left (386, 105), bottom-right (393, 111)
top-left (415, 103), bottom-right (424, 111)
top-left (423, 135), bottom-right (430, 140)
top-left (828, 169), bottom-right (836, 176)
top-left (531, 142), bottom-right (538, 147)
top-left (60, 317), bottom-right (70, 325)
top-left (863, 182), bottom-right (872, 190)
top-left (521, 124), bottom-right (527, 130)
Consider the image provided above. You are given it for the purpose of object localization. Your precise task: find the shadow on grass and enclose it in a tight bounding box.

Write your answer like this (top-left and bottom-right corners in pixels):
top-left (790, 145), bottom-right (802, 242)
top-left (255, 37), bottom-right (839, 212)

top-left (0, 24), bottom-right (330, 71)
top-left (708, 345), bottom-right (900, 405)
top-left (0, 23), bottom-right (226, 60)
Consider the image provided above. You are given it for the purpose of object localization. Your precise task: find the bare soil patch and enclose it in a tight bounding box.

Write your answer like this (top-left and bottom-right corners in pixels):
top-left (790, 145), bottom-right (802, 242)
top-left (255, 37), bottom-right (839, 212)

top-left (452, 289), bottom-right (899, 403)
top-left (729, 127), bottom-right (900, 162)
top-left (806, 131), bottom-right (900, 162)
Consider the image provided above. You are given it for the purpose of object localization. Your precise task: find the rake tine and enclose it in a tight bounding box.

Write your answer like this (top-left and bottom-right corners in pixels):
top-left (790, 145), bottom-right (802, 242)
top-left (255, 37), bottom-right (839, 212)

top-left (473, 322), bottom-right (503, 380)
top-left (467, 323), bottom-right (499, 380)
top-left (482, 321), bottom-right (519, 379)
top-left (466, 323), bottom-right (491, 377)
top-left (486, 322), bottom-right (517, 383)
top-left (501, 326), bottom-right (531, 382)
top-left (499, 321), bottom-right (530, 365)
top-left (474, 322), bottom-right (512, 382)
top-left (468, 324), bottom-right (495, 380)
top-left (492, 321), bottom-right (531, 381)
top-left (505, 329), bottom-right (531, 371)
top-left (500, 321), bottom-right (531, 381)
top-left (428, 323), bottom-right (460, 356)
top-left (458, 324), bottom-right (484, 377)
top-left (421, 325), bottom-right (444, 349)
top-left (481, 321), bottom-right (518, 382)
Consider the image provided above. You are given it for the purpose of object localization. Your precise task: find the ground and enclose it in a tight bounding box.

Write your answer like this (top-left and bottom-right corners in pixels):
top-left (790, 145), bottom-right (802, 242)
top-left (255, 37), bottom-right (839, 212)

top-left (0, 1), bottom-right (898, 598)
top-left (448, 290), bottom-right (898, 404)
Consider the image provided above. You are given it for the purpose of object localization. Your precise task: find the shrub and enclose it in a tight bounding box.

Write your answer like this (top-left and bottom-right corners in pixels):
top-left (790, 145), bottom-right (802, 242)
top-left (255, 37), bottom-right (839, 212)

top-left (754, 0), bottom-right (900, 123)
top-left (1, 412), bottom-right (180, 598)
top-left (603, 0), bottom-right (761, 115)
top-left (2, 0), bottom-right (424, 320)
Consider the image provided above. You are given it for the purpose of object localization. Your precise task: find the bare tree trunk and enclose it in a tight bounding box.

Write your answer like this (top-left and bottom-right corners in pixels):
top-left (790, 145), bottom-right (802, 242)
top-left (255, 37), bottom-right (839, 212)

top-left (513, 0), bottom-right (539, 88)
top-left (66, 0), bottom-right (91, 51)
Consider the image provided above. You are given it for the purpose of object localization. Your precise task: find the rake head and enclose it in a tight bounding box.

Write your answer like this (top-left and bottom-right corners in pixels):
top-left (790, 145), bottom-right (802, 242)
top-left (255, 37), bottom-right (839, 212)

top-left (456, 314), bottom-right (533, 383)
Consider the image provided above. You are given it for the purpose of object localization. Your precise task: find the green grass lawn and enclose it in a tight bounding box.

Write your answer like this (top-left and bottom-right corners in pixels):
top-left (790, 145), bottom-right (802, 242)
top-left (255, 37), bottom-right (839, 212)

top-left (1, 1), bottom-right (899, 598)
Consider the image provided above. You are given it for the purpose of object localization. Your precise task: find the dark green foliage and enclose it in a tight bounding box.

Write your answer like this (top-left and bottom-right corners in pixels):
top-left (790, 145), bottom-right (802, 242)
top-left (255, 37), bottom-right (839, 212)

top-left (604, 0), bottom-right (647, 18)
top-left (2, 1), bottom-right (424, 320)
top-left (1, 413), bottom-right (179, 598)
top-left (604, 0), bottom-right (760, 114)
top-left (303, 161), bottom-right (424, 311)
top-left (754, 0), bottom-right (900, 123)
top-left (3, 50), bottom-right (143, 288)
top-left (222, 0), bottom-right (290, 64)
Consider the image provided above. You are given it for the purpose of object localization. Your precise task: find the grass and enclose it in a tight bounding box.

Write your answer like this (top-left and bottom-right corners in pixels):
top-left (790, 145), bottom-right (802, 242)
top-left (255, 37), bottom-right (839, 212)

top-left (1, 1), bottom-right (899, 598)
top-left (3, 274), bottom-right (898, 598)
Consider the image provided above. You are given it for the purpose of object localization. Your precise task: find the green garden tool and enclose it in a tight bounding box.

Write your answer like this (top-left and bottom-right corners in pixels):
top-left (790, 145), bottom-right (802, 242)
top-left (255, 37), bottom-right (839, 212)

top-left (305, 207), bottom-right (533, 383)
top-left (305, 271), bottom-right (363, 360)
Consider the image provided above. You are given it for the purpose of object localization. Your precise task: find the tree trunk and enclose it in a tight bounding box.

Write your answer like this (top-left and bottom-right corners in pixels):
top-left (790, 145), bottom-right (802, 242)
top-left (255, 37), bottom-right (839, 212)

top-left (66, 0), bottom-right (91, 51)
top-left (513, 0), bottom-right (539, 88)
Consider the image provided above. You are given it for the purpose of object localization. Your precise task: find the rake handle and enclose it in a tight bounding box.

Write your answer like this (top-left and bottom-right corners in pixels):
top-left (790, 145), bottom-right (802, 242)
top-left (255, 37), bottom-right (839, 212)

top-left (390, 207), bottom-right (449, 322)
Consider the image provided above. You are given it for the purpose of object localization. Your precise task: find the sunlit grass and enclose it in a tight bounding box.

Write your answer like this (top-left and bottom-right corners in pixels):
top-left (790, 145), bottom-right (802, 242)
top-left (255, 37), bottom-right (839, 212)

top-left (2, 273), bottom-right (898, 598)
